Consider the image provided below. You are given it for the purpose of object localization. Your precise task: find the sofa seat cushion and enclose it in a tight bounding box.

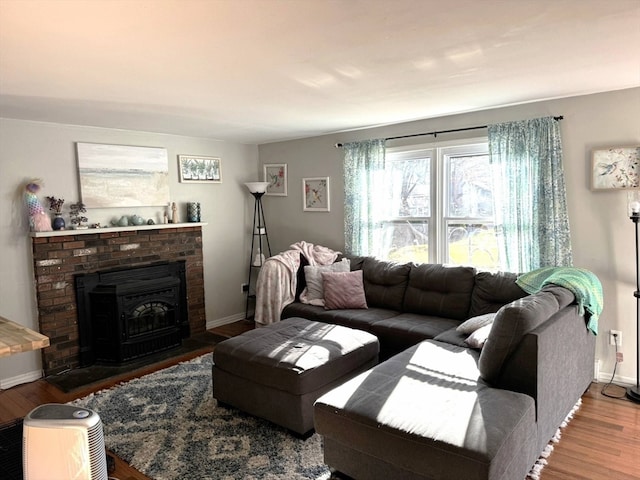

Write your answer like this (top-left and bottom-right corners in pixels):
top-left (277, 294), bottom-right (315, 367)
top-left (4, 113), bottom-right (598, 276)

top-left (433, 327), bottom-right (469, 348)
top-left (315, 340), bottom-right (537, 480)
top-left (371, 313), bottom-right (461, 351)
top-left (403, 264), bottom-right (476, 320)
top-left (281, 301), bottom-right (325, 321)
top-left (315, 307), bottom-right (399, 332)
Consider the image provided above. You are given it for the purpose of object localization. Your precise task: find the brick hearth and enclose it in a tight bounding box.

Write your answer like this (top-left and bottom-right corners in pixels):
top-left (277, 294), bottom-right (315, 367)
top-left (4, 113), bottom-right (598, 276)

top-left (31, 225), bottom-right (206, 375)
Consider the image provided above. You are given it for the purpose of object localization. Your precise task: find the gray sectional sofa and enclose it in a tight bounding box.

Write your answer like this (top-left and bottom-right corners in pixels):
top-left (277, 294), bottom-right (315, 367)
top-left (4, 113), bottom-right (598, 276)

top-left (281, 256), bottom-right (596, 480)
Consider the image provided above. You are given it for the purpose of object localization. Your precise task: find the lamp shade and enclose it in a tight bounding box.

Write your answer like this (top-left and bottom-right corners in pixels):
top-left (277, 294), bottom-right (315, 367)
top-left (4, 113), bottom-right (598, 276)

top-left (245, 182), bottom-right (270, 194)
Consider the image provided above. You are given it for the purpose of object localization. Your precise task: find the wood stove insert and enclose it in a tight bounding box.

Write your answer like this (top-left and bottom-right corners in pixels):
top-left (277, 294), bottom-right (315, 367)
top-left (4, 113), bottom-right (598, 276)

top-left (75, 261), bottom-right (189, 366)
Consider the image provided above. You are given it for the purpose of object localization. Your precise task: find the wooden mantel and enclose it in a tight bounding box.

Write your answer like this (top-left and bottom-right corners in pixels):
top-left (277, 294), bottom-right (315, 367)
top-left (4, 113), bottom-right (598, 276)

top-left (30, 222), bottom-right (207, 237)
top-left (0, 315), bottom-right (50, 357)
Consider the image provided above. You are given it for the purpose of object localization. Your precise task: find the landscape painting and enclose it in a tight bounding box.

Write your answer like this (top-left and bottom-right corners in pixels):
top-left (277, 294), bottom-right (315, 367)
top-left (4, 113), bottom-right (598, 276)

top-left (77, 143), bottom-right (170, 207)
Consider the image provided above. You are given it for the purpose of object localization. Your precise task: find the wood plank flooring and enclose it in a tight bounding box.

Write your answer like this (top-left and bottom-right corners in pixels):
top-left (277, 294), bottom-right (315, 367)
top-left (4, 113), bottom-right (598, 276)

top-left (1, 320), bottom-right (638, 480)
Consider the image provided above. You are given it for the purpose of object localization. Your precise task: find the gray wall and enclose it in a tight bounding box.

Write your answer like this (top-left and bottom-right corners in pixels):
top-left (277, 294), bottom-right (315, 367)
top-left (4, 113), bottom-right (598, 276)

top-left (0, 119), bottom-right (259, 387)
top-left (259, 87), bottom-right (640, 384)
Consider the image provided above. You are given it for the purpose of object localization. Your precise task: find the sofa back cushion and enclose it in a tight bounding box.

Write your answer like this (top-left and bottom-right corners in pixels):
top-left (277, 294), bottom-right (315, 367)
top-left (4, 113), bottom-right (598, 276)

top-left (359, 257), bottom-right (410, 310)
top-left (478, 285), bottom-right (574, 384)
top-left (402, 264), bottom-right (476, 320)
top-left (468, 271), bottom-right (527, 317)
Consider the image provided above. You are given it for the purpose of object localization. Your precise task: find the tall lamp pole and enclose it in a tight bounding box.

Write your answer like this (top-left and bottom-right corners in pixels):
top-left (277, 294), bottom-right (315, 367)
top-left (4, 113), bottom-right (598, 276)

top-left (628, 203), bottom-right (640, 403)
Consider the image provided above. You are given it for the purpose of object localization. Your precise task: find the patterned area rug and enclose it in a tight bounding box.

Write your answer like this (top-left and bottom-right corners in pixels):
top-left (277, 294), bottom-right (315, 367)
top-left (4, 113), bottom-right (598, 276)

top-left (71, 354), bottom-right (331, 480)
top-left (70, 353), bottom-right (579, 480)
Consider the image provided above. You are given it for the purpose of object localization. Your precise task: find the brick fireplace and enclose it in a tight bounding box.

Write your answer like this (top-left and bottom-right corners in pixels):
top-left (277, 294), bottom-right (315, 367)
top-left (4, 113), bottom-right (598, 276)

top-left (31, 224), bottom-right (206, 376)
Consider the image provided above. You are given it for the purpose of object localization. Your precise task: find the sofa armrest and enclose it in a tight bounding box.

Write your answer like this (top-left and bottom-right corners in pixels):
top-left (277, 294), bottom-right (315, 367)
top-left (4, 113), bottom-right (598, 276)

top-left (495, 304), bottom-right (595, 453)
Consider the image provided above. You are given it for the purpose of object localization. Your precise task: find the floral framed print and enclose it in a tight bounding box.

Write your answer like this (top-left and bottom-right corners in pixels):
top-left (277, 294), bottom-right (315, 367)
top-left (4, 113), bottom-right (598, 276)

top-left (591, 145), bottom-right (639, 190)
top-left (303, 177), bottom-right (330, 212)
top-left (178, 155), bottom-right (222, 183)
top-left (264, 163), bottom-right (287, 196)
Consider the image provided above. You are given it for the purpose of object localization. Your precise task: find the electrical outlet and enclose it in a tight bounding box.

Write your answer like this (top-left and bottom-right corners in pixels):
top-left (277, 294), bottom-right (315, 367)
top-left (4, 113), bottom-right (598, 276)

top-left (609, 330), bottom-right (622, 347)
top-left (241, 283), bottom-right (249, 293)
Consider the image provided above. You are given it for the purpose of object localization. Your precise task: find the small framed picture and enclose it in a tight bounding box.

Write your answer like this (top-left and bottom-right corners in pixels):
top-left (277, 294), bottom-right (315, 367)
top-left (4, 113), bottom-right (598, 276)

top-left (591, 145), bottom-right (639, 190)
top-left (178, 155), bottom-right (222, 183)
top-left (264, 163), bottom-right (287, 196)
top-left (303, 177), bottom-right (330, 212)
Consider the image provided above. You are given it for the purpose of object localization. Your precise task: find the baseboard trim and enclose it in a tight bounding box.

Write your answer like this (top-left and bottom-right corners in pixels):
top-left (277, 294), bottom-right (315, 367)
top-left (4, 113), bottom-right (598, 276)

top-left (596, 371), bottom-right (635, 387)
top-left (206, 312), bottom-right (246, 330)
top-left (0, 370), bottom-right (43, 390)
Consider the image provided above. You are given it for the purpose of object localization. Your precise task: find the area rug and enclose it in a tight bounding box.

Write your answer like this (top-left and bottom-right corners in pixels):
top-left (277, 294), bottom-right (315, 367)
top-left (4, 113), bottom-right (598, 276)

top-left (70, 353), bottom-right (579, 480)
top-left (70, 353), bottom-right (331, 480)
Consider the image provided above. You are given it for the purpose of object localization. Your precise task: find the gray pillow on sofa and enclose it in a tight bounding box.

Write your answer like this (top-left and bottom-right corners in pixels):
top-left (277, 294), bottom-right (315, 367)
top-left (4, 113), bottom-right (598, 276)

top-left (465, 323), bottom-right (493, 349)
top-left (304, 259), bottom-right (350, 302)
top-left (456, 313), bottom-right (496, 334)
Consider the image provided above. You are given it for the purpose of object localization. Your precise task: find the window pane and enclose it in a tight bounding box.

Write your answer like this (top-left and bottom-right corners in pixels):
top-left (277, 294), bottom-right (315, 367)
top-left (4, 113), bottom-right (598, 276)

top-left (387, 157), bottom-right (430, 217)
top-left (447, 154), bottom-right (493, 218)
top-left (380, 220), bottom-right (429, 263)
top-left (447, 223), bottom-right (499, 270)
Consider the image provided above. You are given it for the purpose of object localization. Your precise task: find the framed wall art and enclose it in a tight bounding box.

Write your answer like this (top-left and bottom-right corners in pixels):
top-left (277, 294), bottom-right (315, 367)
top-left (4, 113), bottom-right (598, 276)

top-left (303, 177), bottom-right (330, 212)
top-left (77, 142), bottom-right (170, 208)
top-left (591, 145), bottom-right (639, 190)
top-left (263, 163), bottom-right (287, 196)
top-left (178, 155), bottom-right (222, 183)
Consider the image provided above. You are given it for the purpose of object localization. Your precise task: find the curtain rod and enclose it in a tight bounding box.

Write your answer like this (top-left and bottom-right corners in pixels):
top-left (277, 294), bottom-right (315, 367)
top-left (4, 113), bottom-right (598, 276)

top-left (334, 115), bottom-right (563, 148)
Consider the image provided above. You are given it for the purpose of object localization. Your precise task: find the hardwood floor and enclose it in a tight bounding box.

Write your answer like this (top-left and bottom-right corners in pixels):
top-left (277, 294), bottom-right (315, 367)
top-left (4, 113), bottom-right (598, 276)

top-left (2, 320), bottom-right (638, 480)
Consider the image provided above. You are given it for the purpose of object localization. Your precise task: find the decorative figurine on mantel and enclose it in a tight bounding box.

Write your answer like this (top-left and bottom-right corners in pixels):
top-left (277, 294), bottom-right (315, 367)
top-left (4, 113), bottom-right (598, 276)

top-left (23, 179), bottom-right (52, 232)
top-left (171, 202), bottom-right (178, 223)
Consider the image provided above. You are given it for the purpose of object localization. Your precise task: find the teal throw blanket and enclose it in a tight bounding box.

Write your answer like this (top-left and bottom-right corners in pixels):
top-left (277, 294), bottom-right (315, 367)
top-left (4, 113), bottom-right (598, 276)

top-left (516, 266), bottom-right (603, 335)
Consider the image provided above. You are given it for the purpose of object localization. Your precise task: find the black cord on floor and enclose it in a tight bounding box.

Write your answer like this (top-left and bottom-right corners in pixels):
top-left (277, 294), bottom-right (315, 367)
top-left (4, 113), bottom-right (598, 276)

top-left (601, 334), bottom-right (626, 399)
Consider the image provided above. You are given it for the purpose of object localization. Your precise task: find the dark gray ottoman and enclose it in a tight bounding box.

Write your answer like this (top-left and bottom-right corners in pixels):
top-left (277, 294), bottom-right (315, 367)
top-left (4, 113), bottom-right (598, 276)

top-left (212, 317), bottom-right (379, 436)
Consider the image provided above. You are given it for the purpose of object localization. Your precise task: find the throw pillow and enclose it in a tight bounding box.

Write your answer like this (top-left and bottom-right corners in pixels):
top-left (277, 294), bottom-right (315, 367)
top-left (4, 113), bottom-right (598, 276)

top-left (322, 270), bottom-right (368, 310)
top-left (456, 312), bottom-right (496, 334)
top-left (465, 323), bottom-right (493, 349)
top-left (304, 259), bottom-right (350, 302)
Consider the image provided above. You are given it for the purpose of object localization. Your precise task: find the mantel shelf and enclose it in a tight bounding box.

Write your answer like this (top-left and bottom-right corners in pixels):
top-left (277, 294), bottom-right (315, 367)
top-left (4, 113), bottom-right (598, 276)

top-left (30, 222), bottom-right (208, 238)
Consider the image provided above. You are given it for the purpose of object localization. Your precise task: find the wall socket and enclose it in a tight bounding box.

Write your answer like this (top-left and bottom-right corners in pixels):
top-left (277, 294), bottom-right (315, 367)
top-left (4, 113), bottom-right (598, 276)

top-left (241, 283), bottom-right (249, 294)
top-left (609, 330), bottom-right (622, 347)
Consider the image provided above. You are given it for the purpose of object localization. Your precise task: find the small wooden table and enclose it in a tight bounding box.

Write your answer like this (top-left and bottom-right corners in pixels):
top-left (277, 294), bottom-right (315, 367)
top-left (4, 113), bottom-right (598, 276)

top-left (0, 315), bottom-right (49, 357)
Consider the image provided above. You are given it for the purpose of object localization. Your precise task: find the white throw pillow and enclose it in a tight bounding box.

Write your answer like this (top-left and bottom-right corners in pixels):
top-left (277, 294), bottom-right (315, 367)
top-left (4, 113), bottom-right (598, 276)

top-left (456, 312), bottom-right (497, 334)
top-left (465, 323), bottom-right (493, 349)
top-left (304, 259), bottom-right (350, 302)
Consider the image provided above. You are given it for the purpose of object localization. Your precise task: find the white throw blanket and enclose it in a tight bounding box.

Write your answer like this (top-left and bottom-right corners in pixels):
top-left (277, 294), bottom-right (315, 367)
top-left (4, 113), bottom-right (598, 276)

top-left (254, 241), bottom-right (340, 326)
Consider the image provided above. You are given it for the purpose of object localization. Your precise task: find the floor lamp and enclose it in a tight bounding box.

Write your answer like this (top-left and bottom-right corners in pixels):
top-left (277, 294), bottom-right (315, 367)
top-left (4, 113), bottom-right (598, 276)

top-left (628, 191), bottom-right (640, 404)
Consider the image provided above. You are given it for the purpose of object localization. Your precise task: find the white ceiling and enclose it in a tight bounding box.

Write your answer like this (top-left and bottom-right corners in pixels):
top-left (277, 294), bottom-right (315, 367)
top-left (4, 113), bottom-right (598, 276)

top-left (1, 0), bottom-right (639, 145)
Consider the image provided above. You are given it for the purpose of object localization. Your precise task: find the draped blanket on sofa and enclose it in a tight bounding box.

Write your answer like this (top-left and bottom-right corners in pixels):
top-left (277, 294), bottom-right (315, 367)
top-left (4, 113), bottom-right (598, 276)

top-left (254, 241), bottom-right (340, 326)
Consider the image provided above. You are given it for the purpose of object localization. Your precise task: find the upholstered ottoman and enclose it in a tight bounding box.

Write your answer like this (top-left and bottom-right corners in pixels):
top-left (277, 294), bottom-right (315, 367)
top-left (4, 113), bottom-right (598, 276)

top-left (212, 317), bottom-right (379, 436)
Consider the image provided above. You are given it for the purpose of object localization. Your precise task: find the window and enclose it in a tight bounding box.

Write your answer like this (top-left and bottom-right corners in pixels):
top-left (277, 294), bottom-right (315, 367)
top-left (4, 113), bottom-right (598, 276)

top-left (380, 139), bottom-right (499, 270)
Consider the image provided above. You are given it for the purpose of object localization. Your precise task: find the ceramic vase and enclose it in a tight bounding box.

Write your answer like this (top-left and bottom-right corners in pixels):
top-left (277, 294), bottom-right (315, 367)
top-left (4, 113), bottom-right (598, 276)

top-left (52, 213), bottom-right (65, 231)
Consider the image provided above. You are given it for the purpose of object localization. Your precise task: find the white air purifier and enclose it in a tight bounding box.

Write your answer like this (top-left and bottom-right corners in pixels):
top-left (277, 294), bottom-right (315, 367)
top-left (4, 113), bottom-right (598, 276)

top-left (23, 403), bottom-right (108, 480)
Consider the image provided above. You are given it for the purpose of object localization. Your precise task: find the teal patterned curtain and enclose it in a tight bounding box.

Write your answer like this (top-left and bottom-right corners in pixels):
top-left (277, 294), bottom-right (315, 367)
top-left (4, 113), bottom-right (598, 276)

top-left (488, 116), bottom-right (572, 272)
top-left (343, 139), bottom-right (386, 256)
